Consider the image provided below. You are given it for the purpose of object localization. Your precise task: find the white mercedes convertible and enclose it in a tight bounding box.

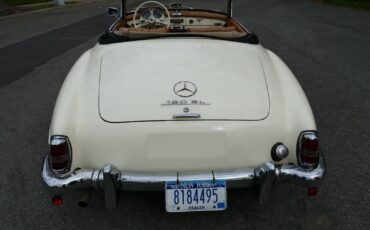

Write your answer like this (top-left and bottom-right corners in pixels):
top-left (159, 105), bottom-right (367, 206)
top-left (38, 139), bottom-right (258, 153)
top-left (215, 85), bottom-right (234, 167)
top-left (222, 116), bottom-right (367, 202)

top-left (42, 0), bottom-right (325, 212)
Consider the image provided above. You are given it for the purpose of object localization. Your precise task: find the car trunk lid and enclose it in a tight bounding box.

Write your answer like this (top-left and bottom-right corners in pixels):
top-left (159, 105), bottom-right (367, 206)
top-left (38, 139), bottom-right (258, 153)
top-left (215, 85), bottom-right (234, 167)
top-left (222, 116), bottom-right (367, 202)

top-left (99, 39), bottom-right (270, 122)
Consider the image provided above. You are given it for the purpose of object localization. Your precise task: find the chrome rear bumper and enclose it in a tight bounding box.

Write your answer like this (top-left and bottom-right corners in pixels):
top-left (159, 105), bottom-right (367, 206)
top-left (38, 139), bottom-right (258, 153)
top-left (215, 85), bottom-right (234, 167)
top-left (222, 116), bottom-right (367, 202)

top-left (42, 153), bottom-right (325, 208)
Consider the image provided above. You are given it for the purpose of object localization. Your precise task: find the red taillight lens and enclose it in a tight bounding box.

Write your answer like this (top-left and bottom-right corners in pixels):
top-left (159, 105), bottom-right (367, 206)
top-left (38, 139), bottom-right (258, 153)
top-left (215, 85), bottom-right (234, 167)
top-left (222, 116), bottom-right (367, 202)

top-left (298, 131), bottom-right (319, 168)
top-left (49, 136), bottom-right (71, 172)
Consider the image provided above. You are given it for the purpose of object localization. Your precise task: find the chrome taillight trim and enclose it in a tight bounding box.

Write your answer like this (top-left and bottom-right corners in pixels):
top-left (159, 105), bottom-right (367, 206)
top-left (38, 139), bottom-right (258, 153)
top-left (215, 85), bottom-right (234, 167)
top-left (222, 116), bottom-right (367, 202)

top-left (297, 131), bottom-right (319, 169)
top-left (49, 135), bottom-right (72, 174)
top-left (50, 136), bottom-right (66, 146)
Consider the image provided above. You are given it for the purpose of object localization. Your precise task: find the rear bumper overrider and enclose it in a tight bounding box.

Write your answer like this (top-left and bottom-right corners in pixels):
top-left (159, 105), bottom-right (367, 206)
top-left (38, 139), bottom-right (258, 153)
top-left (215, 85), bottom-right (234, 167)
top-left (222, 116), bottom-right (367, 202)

top-left (42, 152), bottom-right (325, 208)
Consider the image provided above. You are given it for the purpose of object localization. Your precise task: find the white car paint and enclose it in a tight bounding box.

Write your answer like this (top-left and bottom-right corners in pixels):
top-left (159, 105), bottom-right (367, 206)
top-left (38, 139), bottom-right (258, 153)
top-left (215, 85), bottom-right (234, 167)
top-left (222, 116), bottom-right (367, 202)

top-left (49, 38), bottom-right (316, 172)
top-left (99, 39), bottom-right (269, 122)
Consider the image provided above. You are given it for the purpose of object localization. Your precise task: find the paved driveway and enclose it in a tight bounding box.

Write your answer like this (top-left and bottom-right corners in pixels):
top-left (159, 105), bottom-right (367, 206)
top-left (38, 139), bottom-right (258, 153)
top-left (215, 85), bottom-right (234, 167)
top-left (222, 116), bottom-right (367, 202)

top-left (0, 0), bottom-right (369, 229)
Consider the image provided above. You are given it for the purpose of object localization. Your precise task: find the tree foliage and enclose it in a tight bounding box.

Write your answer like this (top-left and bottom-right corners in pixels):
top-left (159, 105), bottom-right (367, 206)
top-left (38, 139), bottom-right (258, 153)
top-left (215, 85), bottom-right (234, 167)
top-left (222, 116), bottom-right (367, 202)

top-left (0, 0), bottom-right (7, 11)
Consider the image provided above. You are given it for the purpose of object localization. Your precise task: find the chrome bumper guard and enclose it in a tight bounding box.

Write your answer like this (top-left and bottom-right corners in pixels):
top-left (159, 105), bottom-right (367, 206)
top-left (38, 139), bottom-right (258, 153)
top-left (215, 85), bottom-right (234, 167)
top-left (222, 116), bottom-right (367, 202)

top-left (42, 153), bottom-right (325, 208)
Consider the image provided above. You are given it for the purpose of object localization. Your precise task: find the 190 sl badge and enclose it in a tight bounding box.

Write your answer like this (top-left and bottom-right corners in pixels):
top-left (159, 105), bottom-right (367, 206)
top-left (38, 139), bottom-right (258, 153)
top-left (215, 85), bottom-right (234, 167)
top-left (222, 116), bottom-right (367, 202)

top-left (162, 100), bottom-right (210, 106)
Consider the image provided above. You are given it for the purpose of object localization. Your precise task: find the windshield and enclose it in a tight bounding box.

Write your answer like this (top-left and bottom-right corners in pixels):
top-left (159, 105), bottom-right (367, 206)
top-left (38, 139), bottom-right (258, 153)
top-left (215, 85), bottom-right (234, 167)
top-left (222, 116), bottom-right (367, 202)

top-left (125, 0), bottom-right (231, 14)
top-left (100, 0), bottom-right (257, 43)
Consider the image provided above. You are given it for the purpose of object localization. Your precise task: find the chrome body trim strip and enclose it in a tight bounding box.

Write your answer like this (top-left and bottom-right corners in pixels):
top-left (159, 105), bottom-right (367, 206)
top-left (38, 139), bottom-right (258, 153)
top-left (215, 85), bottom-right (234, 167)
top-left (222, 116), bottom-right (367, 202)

top-left (173, 113), bottom-right (201, 119)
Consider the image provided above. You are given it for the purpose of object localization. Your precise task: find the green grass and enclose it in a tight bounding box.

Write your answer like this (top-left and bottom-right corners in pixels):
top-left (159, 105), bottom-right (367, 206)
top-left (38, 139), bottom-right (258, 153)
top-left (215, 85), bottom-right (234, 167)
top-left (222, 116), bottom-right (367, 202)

top-left (322, 0), bottom-right (370, 10)
top-left (5, 0), bottom-right (51, 6)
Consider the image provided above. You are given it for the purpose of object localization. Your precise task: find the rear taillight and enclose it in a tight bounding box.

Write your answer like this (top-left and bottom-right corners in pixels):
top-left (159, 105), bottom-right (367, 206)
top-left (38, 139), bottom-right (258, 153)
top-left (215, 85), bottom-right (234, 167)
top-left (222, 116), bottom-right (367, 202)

top-left (297, 131), bottom-right (319, 169)
top-left (49, 136), bottom-right (72, 173)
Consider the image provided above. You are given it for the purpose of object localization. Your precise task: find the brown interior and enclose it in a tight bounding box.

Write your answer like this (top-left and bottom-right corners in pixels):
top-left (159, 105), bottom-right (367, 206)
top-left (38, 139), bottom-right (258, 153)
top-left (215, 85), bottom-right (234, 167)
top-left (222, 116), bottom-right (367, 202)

top-left (112, 10), bottom-right (246, 39)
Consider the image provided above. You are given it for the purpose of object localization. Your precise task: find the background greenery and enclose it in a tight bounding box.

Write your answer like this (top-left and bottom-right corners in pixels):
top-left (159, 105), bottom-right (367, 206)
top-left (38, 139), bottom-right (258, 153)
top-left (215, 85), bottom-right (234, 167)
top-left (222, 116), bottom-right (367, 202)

top-left (5, 0), bottom-right (51, 6)
top-left (322, 0), bottom-right (370, 10)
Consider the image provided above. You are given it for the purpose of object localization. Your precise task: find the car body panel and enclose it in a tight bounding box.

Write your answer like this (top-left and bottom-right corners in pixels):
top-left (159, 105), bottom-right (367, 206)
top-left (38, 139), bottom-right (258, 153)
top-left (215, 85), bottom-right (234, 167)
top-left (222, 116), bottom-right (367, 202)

top-left (49, 40), bottom-right (316, 172)
top-left (99, 39), bottom-right (270, 122)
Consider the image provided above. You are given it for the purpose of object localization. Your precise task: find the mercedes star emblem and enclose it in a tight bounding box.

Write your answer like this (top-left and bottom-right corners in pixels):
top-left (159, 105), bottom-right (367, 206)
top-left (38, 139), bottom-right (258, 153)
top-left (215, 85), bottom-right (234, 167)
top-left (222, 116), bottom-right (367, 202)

top-left (173, 81), bottom-right (197, 97)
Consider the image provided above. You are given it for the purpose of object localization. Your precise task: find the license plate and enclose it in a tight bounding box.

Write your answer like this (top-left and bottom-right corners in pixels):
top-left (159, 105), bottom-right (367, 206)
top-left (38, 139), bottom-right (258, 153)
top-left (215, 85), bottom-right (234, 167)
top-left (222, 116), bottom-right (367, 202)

top-left (165, 180), bottom-right (227, 212)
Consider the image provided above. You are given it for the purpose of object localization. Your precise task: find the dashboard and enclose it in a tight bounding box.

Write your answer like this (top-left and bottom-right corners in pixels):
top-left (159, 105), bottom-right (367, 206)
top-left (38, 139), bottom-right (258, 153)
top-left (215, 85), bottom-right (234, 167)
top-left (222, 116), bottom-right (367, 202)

top-left (127, 8), bottom-right (228, 30)
top-left (140, 7), bottom-right (164, 20)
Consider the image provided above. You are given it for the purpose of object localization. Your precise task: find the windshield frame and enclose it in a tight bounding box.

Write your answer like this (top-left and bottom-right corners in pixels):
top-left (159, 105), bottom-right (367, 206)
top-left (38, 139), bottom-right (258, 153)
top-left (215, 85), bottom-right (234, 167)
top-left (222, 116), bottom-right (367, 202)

top-left (99, 0), bottom-right (261, 46)
top-left (121, 0), bottom-right (233, 18)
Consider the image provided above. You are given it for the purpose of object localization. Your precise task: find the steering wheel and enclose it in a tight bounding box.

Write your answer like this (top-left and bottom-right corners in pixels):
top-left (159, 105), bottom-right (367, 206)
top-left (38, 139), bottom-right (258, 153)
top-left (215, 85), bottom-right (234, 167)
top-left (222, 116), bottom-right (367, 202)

top-left (133, 1), bottom-right (171, 28)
